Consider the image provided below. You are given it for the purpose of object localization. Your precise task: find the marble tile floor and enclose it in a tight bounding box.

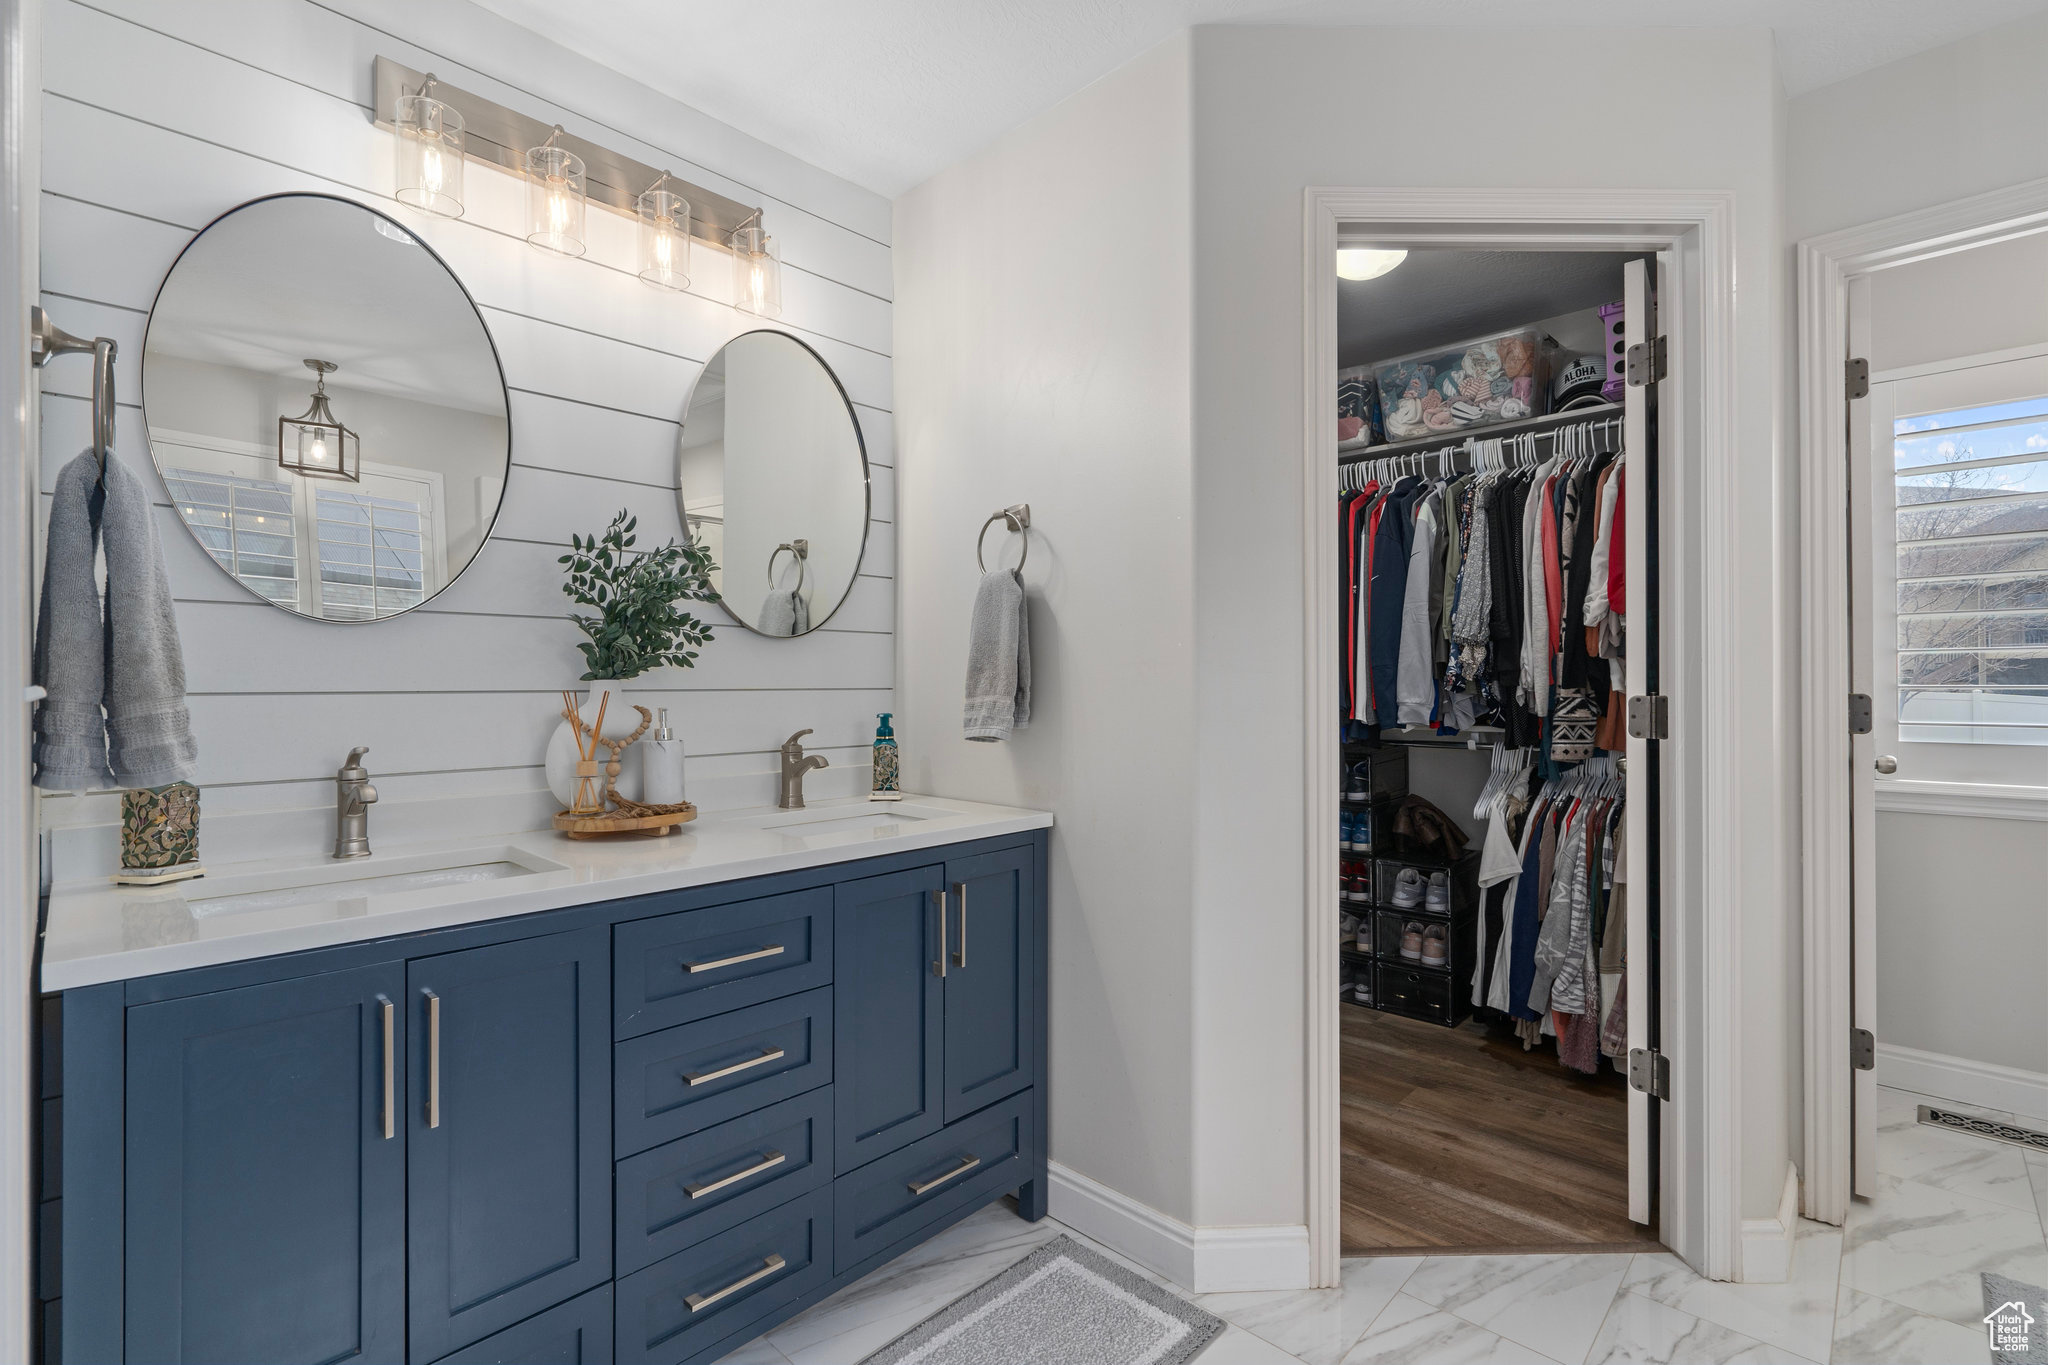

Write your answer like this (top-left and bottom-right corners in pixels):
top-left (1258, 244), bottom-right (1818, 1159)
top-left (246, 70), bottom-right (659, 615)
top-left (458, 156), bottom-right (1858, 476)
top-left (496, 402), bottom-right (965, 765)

top-left (720, 1084), bottom-right (2041, 1363)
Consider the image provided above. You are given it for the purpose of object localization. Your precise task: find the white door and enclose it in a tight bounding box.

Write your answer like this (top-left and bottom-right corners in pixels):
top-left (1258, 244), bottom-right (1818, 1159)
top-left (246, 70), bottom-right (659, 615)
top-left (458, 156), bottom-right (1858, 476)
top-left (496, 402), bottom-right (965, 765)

top-left (1622, 256), bottom-right (1661, 1227)
top-left (1849, 313), bottom-right (2048, 1192)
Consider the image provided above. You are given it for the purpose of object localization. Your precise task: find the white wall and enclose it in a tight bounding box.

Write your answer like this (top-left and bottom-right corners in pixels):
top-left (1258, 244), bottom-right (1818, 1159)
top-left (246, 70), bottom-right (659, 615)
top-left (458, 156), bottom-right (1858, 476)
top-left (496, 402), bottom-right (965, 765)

top-left (34, 0), bottom-right (896, 851)
top-left (893, 35), bottom-right (1198, 1223)
top-left (1184, 25), bottom-right (1792, 1243)
top-left (1863, 237), bottom-right (2048, 1080)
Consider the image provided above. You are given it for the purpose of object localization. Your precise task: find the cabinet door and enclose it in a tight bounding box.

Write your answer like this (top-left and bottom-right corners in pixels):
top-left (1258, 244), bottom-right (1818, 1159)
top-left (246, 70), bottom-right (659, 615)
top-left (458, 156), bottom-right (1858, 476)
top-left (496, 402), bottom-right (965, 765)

top-left (941, 848), bottom-right (1036, 1122)
top-left (408, 928), bottom-right (611, 1362)
top-left (833, 864), bottom-right (944, 1170)
top-left (126, 964), bottom-right (406, 1365)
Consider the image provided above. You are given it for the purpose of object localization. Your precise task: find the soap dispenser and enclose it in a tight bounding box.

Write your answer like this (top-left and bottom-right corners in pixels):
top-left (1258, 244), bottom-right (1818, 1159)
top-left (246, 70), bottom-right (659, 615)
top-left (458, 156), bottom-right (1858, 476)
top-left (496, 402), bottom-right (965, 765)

top-left (643, 707), bottom-right (687, 806)
top-left (869, 712), bottom-right (901, 801)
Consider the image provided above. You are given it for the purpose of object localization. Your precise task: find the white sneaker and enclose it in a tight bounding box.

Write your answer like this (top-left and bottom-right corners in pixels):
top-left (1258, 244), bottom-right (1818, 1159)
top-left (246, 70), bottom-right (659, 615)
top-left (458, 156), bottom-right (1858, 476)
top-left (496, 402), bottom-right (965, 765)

top-left (1391, 867), bottom-right (1426, 908)
top-left (1424, 871), bottom-right (1451, 912)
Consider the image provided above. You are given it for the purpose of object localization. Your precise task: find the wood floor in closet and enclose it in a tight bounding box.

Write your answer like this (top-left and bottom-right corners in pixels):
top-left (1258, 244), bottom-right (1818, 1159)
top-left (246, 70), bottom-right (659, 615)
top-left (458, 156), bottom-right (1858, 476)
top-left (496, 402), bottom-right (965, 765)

top-left (1340, 1002), bottom-right (1655, 1254)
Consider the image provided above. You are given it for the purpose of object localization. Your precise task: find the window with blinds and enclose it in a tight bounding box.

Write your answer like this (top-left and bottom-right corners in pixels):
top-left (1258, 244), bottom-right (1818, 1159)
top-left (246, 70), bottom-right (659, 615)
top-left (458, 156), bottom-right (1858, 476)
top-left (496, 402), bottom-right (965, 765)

top-left (163, 468), bottom-right (299, 606)
top-left (1891, 396), bottom-right (2048, 745)
top-left (314, 488), bottom-right (428, 621)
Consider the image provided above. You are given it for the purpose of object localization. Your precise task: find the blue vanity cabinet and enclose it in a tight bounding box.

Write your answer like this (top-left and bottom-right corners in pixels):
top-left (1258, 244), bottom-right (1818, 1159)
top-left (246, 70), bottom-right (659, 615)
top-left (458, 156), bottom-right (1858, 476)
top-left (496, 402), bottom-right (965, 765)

top-left (123, 965), bottom-right (408, 1365)
top-left (831, 866), bottom-right (946, 1171)
top-left (406, 929), bottom-right (612, 1363)
top-left (940, 848), bottom-right (1036, 1123)
top-left (58, 827), bottom-right (1049, 1365)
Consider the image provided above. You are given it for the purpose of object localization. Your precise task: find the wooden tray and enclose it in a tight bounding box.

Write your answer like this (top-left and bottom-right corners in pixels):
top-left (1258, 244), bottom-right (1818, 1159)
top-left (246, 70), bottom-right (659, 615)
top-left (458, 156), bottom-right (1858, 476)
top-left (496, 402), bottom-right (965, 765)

top-left (553, 804), bottom-right (697, 839)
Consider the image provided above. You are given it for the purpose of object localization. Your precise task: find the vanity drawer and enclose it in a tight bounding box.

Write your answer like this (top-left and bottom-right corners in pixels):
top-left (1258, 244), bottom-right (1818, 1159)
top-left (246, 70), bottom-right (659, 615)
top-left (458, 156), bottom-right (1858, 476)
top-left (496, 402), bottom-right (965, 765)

top-left (834, 1090), bottom-right (1031, 1275)
top-left (615, 988), bottom-right (833, 1157)
top-left (429, 1283), bottom-right (611, 1364)
top-left (613, 1188), bottom-right (831, 1365)
top-left (615, 1089), bottom-right (832, 1275)
top-left (614, 888), bottom-right (833, 1039)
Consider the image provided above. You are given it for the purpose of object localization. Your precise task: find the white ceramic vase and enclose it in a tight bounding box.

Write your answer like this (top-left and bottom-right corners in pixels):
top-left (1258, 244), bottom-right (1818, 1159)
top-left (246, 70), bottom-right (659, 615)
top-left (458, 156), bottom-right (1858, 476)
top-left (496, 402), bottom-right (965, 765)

top-left (544, 679), bottom-right (645, 807)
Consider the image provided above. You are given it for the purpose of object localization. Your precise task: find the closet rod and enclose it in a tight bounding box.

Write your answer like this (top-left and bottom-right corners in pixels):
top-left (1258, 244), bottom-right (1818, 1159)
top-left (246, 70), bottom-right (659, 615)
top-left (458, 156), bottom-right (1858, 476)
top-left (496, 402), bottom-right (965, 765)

top-left (1339, 400), bottom-right (1620, 466)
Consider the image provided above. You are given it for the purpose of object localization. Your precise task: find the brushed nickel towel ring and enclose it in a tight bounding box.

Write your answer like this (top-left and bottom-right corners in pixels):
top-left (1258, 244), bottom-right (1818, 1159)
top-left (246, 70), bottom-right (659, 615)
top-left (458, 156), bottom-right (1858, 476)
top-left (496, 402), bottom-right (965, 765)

top-left (976, 503), bottom-right (1031, 573)
top-left (768, 539), bottom-right (808, 591)
top-left (30, 305), bottom-right (117, 477)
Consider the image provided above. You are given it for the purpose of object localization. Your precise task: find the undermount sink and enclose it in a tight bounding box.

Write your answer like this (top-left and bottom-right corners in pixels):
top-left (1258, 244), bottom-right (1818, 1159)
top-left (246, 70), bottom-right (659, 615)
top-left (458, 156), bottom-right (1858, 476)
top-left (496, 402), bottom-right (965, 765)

top-left (181, 846), bottom-right (568, 919)
top-left (734, 803), bottom-right (952, 840)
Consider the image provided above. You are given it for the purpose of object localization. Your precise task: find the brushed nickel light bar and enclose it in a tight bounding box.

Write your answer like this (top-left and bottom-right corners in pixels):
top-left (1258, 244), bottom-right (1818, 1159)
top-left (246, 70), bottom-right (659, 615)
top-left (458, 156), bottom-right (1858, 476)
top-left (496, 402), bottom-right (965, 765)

top-left (370, 56), bottom-right (762, 249)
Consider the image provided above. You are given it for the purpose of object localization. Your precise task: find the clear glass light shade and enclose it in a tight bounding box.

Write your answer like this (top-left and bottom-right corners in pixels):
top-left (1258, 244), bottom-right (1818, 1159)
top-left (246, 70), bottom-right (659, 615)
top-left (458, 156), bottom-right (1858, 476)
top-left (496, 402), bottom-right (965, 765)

top-left (394, 94), bottom-right (465, 218)
top-left (638, 188), bottom-right (692, 291)
top-left (1336, 248), bottom-right (1407, 281)
top-left (525, 144), bottom-right (587, 257)
top-left (730, 225), bottom-right (781, 318)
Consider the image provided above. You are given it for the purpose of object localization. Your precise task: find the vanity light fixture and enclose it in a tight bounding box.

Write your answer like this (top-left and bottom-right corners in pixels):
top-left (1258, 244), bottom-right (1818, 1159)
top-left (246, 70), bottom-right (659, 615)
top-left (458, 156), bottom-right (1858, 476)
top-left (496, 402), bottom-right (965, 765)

top-left (393, 75), bottom-right (465, 218)
top-left (1336, 248), bottom-right (1407, 281)
top-left (637, 172), bottom-right (692, 291)
top-left (730, 214), bottom-right (781, 318)
top-left (278, 360), bottom-right (361, 482)
top-left (525, 126), bottom-right (587, 258)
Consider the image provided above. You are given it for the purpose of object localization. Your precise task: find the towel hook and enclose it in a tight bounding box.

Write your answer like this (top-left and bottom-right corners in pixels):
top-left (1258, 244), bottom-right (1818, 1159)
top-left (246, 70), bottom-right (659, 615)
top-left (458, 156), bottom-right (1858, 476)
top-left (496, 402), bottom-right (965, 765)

top-left (976, 503), bottom-right (1030, 573)
top-left (768, 539), bottom-right (808, 592)
top-left (31, 306), bottom-right (116, 477)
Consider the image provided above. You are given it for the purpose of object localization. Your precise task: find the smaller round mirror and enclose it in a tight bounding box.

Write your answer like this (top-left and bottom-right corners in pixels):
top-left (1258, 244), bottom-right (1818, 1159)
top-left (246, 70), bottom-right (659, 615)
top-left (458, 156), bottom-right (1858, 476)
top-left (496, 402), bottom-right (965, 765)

top-left (142, 193), bottom-right (510, 622)
top-left (677, 331), bottom-right (869, 636)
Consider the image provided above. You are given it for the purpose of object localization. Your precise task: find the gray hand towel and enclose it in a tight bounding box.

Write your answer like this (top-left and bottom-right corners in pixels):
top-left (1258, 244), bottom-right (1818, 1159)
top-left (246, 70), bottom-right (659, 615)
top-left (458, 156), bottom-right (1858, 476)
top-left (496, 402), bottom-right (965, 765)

top-left (963, 569), bottom-right (1030, 742)
top-left (755, 587), bottom-right (810, 636)
top-left (32, 452), bottom-right (110, 789)
top-left (32, 451), bottom-right (197, 791)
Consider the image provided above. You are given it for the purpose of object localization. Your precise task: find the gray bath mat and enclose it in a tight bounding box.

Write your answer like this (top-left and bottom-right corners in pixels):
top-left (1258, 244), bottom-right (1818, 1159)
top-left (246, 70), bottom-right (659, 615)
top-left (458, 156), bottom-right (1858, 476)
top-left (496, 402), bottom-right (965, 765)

top-left (859, 1234), bottom-right (1224, 1365)
top-left (1983, 1273), bottom-right (2048, 1364)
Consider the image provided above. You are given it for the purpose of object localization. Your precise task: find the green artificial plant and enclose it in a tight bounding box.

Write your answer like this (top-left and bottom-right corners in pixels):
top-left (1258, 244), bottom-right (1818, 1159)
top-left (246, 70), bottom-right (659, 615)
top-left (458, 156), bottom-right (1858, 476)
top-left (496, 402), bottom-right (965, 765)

top-left (559, 510), bottom-right (719, 680)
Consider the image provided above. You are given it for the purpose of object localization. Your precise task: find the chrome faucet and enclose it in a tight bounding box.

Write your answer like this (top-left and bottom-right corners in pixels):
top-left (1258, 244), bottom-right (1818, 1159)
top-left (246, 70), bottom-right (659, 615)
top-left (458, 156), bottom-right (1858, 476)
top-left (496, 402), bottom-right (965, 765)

top-left (333, 746), bottom-right (379, 859)
top-left (777, 730), bottom-right (830, 810)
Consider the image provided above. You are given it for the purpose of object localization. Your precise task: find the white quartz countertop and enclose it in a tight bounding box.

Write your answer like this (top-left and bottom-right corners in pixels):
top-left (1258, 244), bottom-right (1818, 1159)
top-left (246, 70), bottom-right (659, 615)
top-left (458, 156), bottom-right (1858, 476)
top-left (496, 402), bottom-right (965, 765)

top-left (41, 795), bottom-right (1051, 991)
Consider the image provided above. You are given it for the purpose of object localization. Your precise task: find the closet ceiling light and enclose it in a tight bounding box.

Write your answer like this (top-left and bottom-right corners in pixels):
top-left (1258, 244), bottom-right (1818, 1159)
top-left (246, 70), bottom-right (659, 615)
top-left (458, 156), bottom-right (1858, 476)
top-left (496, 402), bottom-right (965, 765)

top-left (525, 127), bottom-right (588, 258)
top-left (1336, 248), bottom-right (1407, 282)
top-left (393, 77), bottom-right (465, 219)
top-left (278, 360), bottom-right (362, 483)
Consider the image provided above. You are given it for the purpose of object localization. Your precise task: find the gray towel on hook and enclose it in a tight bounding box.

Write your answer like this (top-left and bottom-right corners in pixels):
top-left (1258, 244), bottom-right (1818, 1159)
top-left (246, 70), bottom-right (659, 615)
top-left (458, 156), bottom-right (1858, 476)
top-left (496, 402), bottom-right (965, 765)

top-left (33, 450), bottom-right (197, 791)
top-left (755, 588), bottom-right (810, 636)
top-left (963, 569), bottom-right (1030, 742)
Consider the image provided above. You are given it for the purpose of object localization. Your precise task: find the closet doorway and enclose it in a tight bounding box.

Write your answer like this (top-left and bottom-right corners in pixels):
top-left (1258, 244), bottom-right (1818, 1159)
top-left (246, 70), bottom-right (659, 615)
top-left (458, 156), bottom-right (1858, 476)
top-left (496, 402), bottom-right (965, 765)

top-left (1329, 246), bottom-right (1657, 1256)
top-left (1306, 190), bottom-right (1738, 1288)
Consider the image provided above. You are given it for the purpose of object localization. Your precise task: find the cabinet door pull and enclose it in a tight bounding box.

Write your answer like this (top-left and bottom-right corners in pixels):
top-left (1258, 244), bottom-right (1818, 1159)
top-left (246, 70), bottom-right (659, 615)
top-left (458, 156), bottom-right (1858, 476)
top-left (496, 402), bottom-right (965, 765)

top-left (907, 1154), bottom-right (981, 1196)
top-left (377, 995), bottom-right (395, 1140)
top-left (932, 887), bottom-right (947, 978)
top-left (684, 944), bottom-right (785, 974)
top-left (423, 988), bottom-right (441, 1129)
top-left (684, 1046), bottom-right (785, 1086)
top-left (685, 1150), bottom-right (787, 1199)
top-left (952, 881), bottom-right (969, 967)
top-left (685, 1253), bottom-right (787, 1312)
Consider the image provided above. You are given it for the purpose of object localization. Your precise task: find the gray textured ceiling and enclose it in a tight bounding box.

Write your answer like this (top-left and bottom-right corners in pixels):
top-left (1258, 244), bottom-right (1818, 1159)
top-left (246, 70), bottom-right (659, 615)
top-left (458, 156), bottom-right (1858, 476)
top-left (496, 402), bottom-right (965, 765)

top-left (1338, 250), bottom-right (1641, 370)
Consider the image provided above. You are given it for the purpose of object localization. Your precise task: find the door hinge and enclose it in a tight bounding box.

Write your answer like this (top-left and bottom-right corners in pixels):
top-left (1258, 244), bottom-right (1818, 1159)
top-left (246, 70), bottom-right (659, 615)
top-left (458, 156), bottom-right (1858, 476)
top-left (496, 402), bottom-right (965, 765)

top-left (1629, 1048), bottom-right (1671, 1099)
top-left (1846, 357), bottom-right (1870, 400)
top-left (1626, 335), bottom-right (1668, 387)
top-left (1852, 1027), bottom-right (1877, 1071)
top-left (1626, 693), bottom-right (1670, 741)
top-left (1849, 692), bottom-right (1873, 735)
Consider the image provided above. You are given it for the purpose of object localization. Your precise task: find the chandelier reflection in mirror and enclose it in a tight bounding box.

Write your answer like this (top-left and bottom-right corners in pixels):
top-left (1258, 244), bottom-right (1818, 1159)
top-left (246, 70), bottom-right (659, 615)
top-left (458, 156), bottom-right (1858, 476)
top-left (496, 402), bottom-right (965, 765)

top-left (278, 359), bottom-right (361, 482)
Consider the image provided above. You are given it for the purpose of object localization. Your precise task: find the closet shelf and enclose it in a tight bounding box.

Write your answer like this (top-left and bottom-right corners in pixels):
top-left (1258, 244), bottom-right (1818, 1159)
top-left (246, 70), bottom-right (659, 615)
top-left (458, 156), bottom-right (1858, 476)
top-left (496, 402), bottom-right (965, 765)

top-left (1339, 401), bottom-right (1621, 465)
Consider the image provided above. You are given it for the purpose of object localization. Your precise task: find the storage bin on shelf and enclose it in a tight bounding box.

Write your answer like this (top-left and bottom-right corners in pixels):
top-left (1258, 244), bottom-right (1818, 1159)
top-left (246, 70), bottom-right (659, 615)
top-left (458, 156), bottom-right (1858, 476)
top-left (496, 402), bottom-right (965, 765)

top-left (1338, 365), bottom-right (1383, 449)
top-left (1372, 327), bottom-right (1552, 441)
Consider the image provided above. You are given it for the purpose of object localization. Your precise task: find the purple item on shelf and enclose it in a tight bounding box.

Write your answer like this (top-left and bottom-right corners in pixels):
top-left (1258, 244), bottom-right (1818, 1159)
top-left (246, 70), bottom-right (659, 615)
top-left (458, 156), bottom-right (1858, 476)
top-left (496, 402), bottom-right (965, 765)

top-left (1598, 301), bottom-right (1626, 403)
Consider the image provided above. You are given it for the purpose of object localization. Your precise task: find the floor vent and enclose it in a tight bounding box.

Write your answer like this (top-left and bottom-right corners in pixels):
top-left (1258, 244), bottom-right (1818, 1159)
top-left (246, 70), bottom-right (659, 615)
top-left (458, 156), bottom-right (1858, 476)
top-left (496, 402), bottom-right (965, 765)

top-left (1917, 1105), bottom-right (2048, 1154)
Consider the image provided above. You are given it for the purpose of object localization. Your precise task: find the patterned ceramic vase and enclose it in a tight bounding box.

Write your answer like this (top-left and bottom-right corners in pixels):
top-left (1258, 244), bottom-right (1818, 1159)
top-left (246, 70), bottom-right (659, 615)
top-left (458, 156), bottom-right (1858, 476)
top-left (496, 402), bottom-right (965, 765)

top-left (120, 782), bottom-right (201, 871)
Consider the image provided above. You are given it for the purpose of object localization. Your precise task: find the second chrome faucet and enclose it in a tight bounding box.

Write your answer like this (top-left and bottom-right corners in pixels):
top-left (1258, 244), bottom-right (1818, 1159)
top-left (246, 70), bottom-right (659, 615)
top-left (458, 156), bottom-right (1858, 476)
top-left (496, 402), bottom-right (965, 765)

top-left (777, 730), bottom-right (829, 809)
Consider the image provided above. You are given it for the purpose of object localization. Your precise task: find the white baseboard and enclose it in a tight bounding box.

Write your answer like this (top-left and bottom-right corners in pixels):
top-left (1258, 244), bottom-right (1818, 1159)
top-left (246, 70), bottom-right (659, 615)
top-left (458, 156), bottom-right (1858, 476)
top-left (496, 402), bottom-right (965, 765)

top-left (1878, 1043), bottom-right (2048, 1118)
top-left (1045, 1161), bottom-right (1309, 1293)
top-left (1738, 1162), bottom-right (1798, 1284)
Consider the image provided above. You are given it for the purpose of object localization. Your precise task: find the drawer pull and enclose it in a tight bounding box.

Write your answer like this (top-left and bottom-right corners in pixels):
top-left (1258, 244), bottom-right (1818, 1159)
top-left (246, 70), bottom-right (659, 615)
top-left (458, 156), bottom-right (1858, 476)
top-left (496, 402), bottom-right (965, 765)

top-left (377, 995), bottom-right (395, 1140)
top-left (684, 1046), bottom-right (786, 1086)
top-left (685, 1253), bottom-right (787, 1312)
top-left (685, 1149), bottom-right (787, 1199)
top-left (685, 944), bottom-right (785, 974)
top-left (907, 1154), bottom-right (981, 1196)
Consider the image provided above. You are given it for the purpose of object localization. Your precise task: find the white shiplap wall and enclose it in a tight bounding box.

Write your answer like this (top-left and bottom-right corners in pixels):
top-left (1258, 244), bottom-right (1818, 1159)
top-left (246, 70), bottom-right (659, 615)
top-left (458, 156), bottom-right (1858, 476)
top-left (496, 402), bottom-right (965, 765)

top-left (35, 0), bottom-right (896, 860)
